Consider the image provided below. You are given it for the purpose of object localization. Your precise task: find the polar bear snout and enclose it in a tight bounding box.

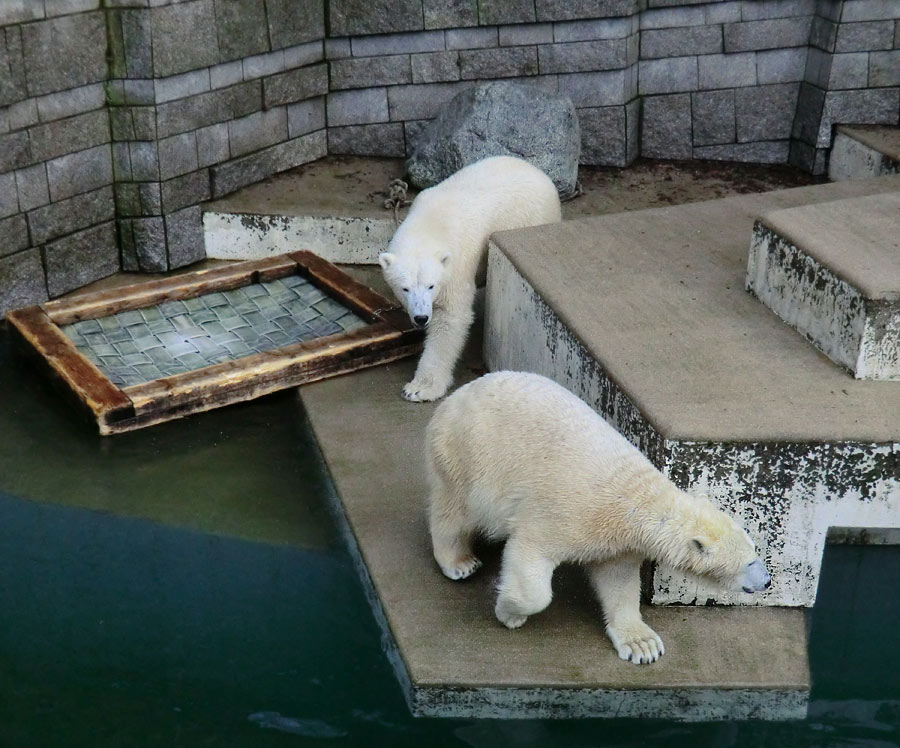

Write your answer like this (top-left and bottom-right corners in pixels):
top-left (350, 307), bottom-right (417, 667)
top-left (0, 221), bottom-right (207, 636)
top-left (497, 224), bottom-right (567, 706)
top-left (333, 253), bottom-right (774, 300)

top-left (740, 558), bottom-right (771, 594)
top-left (413, 314), bottom-right (430, 328)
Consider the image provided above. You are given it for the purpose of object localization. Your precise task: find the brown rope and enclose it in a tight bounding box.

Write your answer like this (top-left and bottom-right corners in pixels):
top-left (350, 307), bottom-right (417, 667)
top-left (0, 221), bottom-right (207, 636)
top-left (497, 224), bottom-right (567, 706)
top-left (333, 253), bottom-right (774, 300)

top-left (383, 178), bottom-right (412, 224)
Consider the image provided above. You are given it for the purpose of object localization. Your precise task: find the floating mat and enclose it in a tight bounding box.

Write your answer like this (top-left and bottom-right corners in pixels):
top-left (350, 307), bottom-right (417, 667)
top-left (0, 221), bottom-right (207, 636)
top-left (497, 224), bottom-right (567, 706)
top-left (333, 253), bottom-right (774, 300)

top-left (7, 252), bottom-right (422, 435)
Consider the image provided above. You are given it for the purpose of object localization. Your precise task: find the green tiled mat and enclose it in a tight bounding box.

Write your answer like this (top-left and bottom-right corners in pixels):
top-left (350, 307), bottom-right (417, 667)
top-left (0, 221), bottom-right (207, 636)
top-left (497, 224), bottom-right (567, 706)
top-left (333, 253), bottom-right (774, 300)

top-left (61, 275), bottom-right (368, 387)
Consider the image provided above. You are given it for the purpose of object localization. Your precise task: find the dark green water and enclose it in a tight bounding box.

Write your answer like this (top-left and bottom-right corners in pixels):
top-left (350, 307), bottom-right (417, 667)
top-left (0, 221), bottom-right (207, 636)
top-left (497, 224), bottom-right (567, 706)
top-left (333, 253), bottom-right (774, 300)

top-left (0, 329), bottom-right (897, 747)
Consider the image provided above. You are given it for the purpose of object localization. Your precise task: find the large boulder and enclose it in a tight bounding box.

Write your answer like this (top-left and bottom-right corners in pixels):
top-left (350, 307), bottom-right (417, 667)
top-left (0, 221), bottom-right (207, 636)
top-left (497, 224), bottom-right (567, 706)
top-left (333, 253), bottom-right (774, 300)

top-left (406, 81), bottom-right (581, 198)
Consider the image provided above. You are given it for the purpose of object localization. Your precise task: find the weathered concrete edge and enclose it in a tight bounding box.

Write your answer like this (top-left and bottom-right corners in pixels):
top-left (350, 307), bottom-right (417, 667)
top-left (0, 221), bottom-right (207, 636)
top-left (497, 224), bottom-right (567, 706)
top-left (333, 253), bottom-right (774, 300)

top-left (485, 244), bottom-right (900, 607)
top-left (203, 211), bottom-right (393, 264)
top-left (747, 222), bottom-right (900, 380)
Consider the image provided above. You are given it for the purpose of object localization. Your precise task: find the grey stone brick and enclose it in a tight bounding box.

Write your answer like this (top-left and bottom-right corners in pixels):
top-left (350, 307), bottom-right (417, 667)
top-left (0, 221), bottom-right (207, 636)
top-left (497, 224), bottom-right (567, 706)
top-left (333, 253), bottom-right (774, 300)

top-left (215, 0), bottom-right (268, 61)
top-left (626, 31), bottom-right (639, 64)
top-left (284, 41), bottom-right (325, 69)
top-left (242, 49), bottom-right (286, 80)
top-left (698, 51), bottom-right (756, 89)
top-left (0, 250), bottom-right (48, 317)
top-left (386, 81), bottom-right (468, 120)
top-left (829, 52), bottom-right (870, 88)
top-left (638, 56), bottom-right (697, 94)
top-left (329, 0), bottom-right (425, 36)
top-left (841, 0), bottom-right (900, 23)
top-left (553, 17), bottom-right (632, 41)
top-left (166, 204), bottom-right (206, 268)
top-left (625, 95), bottom-right (639, 163)
top-left (130, 141), bottom-right (160, 181)
top-left (757, 47), bottom-right (808, 83)
top-left (151, 0), bottom-right (219, 78)
top-left (327, 123), bottom-right (406, 156)
top-left (735, 82), bottom-right (799, 142)
top-left (107, 8), bottom-right (127, 77)
top-left (29, 109), bottom-right (110, 164)
top-left (0, 99), bottom-right (38, 134)
top-left (895, 19), bottom-right (900, 48)
top-left (123, 79), bottom-right (155, 105)
top-left (161, 170), bottom-right (210, 213)
top-left (196, 122), bottom-right (231, 166)
top-left (112, 142), bottom-right (132, 181)
top-left (479, 0), bottom-right (535, 25)
top-left (0, 173), bottom-right (18, 218)
top-left (138, 182), bottom-right (162, 215)
top-left (121, 217), bottom-right (166, 273)
top-left (538, 39), bottom-right (627, 74)
top-left (351, 31), bottom-right (444, 57)
top-left (155, 69), bottom-right (211, 105)
top-left (412, 51), bottom-right (461, 83)
top-left (499, 24), bottom-right (553, 46)
top-left (559, 69), bottom-right (630, 106)
top-left (815, 87), bottom-right (899, 146)
top-left (0, 3), bottom-right (45, 25)
top-left (809, 16), bottom-right (838, 52)
top-left (0, 215), bottom-right (29, 256)
top-left (21, 13), bottom-right (107, 97)
top-left (158, 131), bottom-right (199, 180)
top-left (114, 183), bottom-right (141, 217)
top-left (693, 140), bottom-right (790, 163)
top-left (325, 38), bottom-right (352, 59)
top-left (740, 0), bottom-right (816, 20)
top-left (641, 25), bottom-right (721, 59)
top-left (263, 63), bottom-right (329, 108)
top-left (579, 105), bottom-right (627, 165)
top-left (267, 0), bottom-right (324, 49)
top-left (869, 49), bottom-right (900, 85)
top-left (446, 27), bottom-right (498, 50)
top-left (791, 81), bottom-right (825, 144)
top-left (47, 145), bottom-right (112, 202)
top-left (836, 20), bottom-right (895, 52)
top-left (327, 88), bottom-right (389, 126)
top-left (0, 131), bottom-right (31, 173)
top-left (0, 27), bottom-right (28, 108)
top-left (120, 8), bottom-right (153, 78)
top-left (15, 164), bottom-right (49, 213)
top-left (35, 83), bottom-right (105, 123)
top-left (816, 0), bottom-right (843, 22)
top-left (641, 92), bottom-right (692, 158)
top-left (536, 0), bottom-right (640, 22)
top-left (422, 0), bottom-right (476, 29)
top-left (640, 6), bottom-right (705, 29)
top-left (288, 97), bottom-right (326, 137)
top-left (705, 2), bottom-right (741, 24)
top-left (210, 130), bottom-right (326, 197)
top-left (227, 107), bottom-right (287, 158)
top-left (804, 47), bottom-right (832, 88)
top-left (210, 60), bottom-right (244, 90)
top-left (330, 55), bottom-right (412, 90)
top-left (27, 186), bottom-right (114, 245)
top-left (132, 106), bottom-right (158, 141)
top-left (692, 89), bottom-right (735, 145)
top-left (725, 17), bottom-right (812, 52)
top-left (459, 46), bottom-right (539, 79)
top-left (155, 80), bottom-right (261, 139)
top-left (44, 0), bottom-right (100, 16)
top-left (45, 221), bottom-right (118, 297)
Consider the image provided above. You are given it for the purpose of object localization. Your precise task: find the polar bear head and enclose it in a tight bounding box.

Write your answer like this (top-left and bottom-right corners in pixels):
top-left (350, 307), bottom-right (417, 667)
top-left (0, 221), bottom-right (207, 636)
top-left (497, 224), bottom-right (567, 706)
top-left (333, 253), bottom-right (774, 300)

top-left (378, 250), bottom-right (449, 329)
top-left (679, 507), bottom-right (771, 595)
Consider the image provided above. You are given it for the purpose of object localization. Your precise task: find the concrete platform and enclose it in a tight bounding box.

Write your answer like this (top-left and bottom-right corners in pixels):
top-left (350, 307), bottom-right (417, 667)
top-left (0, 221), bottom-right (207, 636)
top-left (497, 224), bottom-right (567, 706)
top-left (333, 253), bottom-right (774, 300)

top-left (829, 125), bottom-right (900, 182)
top-left (485, 175), bottom-right (900, 608)
top-left (748, 193), bottom-right (900, 379)
top-left (298, 353), bottom-right (809, 721)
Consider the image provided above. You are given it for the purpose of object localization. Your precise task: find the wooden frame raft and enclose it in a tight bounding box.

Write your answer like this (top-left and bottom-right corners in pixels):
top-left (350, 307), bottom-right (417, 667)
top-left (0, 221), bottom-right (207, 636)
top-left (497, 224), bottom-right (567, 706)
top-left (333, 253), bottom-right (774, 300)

top-left (7, 252), bottom-right (423, 435)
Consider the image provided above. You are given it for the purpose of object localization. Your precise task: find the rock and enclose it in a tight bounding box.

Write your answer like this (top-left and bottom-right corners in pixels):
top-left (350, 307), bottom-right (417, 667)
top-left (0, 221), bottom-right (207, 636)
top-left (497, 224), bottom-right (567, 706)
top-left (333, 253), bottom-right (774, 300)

top-left (406, 81), bottom-right (581, 198)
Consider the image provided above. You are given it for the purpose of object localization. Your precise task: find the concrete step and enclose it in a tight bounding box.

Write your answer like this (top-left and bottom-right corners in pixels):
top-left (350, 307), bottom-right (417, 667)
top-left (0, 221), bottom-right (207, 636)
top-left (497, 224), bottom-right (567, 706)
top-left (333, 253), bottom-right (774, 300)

top-left (829, 125), bottom-right (900, 182)
top-left (747, 193), bottom-right (900, 380)
top-left (298, 324), bottom-right (809, 721)
top-left (485, 174), bottom-right (900, 609)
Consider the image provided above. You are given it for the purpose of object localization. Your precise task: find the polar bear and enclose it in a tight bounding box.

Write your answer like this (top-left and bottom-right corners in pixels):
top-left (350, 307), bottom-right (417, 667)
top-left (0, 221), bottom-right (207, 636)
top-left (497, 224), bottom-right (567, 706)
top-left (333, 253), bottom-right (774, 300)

top-left (425, 371), bottom-right (771, 665)
top-left (379, 156), bottom-right (561, 402)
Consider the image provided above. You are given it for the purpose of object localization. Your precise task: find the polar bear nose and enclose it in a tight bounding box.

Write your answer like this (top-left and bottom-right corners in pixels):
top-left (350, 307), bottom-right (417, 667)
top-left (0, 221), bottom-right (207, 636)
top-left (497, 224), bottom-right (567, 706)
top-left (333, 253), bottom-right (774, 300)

top-left (413, 315), bottom-right (429, 328)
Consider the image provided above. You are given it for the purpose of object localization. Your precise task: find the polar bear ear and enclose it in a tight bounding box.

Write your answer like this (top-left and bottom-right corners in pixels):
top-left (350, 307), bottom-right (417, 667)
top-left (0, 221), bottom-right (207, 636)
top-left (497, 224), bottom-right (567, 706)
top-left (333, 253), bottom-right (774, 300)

top-left (691, 537), bottom-right (708, 554)
top-left (440, 252), bottom-right (451, 266)
top-left (378, 252), bottom-right (396, 270)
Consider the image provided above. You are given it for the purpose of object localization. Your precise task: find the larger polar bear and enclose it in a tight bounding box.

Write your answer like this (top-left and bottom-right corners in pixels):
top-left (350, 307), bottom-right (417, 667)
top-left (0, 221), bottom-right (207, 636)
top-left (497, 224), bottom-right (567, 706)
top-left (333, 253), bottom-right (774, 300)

top-left (425, 371), bottom-right (771, 665)
top-left (380, 156), bottom-right (561, 402)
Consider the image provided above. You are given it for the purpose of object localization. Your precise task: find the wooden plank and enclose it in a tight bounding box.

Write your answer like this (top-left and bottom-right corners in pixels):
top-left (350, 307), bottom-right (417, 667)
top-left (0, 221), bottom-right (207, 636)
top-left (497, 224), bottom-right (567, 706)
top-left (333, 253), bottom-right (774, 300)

top-left (6, 306), bottom-right (134, 427)
top-left (290, 250), bottom-right (400, 322)
top-left (44, 255), bottom-right (299, 325)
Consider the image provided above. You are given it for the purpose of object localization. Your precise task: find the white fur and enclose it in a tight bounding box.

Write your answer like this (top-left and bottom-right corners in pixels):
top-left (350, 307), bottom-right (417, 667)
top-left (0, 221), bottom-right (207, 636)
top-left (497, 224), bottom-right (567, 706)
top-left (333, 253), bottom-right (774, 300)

top-left (380, 156), bottom-right (562, 402)
top-left (425, 372), bottom-right (771, 665)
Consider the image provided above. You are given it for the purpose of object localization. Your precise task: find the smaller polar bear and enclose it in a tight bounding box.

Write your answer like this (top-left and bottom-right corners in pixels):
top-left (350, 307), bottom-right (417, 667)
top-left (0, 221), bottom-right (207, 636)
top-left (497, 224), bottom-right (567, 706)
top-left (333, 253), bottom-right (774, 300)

top-left (379, 156), bottom-right (562, 402)
top-left (425, 372), bottom-right (771, 665)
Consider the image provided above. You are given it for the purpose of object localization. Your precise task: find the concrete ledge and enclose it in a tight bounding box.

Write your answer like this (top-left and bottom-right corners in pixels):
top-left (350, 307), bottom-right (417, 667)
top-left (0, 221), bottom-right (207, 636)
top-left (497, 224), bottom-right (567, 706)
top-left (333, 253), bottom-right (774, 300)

top-left (485, 176), bottom-right (900, 608)
top-left (299, 357), bottom-right (809, 721)
top-left (747, 193), bottom-right (900, 380)
top-left (829, 125), bottom-right (900, 182)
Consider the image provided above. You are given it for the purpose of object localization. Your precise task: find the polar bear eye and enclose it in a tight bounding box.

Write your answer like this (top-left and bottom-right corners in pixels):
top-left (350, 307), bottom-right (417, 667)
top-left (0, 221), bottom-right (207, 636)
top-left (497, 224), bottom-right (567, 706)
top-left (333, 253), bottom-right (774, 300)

top-left (401, 287), bottom-right (409, 293)
top-left (428, 285), bottom-right (434, 290)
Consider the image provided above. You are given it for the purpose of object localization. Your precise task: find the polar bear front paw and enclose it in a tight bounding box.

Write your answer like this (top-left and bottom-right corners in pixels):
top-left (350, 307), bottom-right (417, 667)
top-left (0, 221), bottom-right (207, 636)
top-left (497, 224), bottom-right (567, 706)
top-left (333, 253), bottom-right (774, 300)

top-left (606, 621), bottom-right (665, 665)
top-left (495, 598), bottom-right (529, 629)
top-left (439, 554), bottom-right (482, 581)
top-left (402, 377), bottom-right (450, 402)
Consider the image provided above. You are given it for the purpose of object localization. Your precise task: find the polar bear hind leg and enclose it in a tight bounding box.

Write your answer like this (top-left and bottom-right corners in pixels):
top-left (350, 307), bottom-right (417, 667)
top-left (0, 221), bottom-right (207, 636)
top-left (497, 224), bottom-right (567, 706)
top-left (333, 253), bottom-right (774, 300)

top-left (494, 537), bottom-right (555, 629)
top-left (588, 555), bottom-right (665, 664)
